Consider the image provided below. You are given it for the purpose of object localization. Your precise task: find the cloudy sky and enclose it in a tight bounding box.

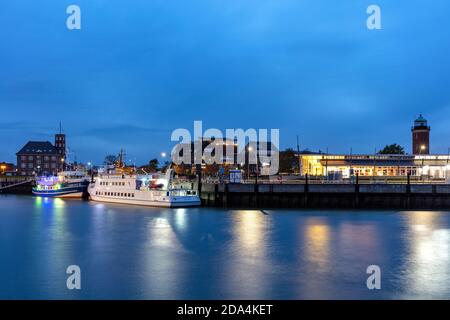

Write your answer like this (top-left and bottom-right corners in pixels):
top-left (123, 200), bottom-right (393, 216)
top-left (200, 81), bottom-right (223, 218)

top-left (1, 0), bottom-right (450, 164)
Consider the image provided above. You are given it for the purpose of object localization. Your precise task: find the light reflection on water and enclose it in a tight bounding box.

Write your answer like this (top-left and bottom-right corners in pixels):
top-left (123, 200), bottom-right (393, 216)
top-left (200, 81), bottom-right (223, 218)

top-left (400, 212), bottom-right (450, 299)
top-left (0, 195), bottom-right (450, 299)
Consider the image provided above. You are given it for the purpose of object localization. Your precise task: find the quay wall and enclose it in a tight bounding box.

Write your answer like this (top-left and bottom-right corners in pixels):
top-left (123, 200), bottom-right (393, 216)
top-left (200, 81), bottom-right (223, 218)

top-left (0, 176), bottom-right (34, 194)
top-left (200, 183), bottom-right (450, 210)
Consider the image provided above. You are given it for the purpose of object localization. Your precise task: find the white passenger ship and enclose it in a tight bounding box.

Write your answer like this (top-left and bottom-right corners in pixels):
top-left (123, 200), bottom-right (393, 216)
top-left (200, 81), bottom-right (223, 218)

top-left (88, 169), bottom-right (201, 207)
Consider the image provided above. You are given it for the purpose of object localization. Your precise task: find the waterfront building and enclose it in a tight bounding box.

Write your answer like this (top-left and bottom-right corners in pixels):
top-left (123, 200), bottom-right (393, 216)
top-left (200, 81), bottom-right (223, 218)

top-left (300, 154), bottom-right (450, 179)
top-left (16, 133), bottom-right (66, 176)
top-left (300, 115), bottom-right (450, 179)
top-left (0, 162), bottom-right (15, 174)
top-left (172, 138), bottom-right (239, 176)
top-left (172, 138), bottom-right (278, 177)
top-left (412, 114), bottom-right (430, 154)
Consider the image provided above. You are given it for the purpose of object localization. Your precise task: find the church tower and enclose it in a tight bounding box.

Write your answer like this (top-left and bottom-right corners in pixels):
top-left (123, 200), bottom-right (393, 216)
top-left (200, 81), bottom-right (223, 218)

top-left (411, 114), bottom-right (430, 154)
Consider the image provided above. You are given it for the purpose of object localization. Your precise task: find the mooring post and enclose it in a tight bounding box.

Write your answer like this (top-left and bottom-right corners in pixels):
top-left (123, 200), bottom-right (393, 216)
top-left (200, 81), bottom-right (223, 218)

top-left (214, 183), bottom-right (218, 207)
top-left (406, 172), bottom-right (411, 208)
top-left (355, 173), bottom-right (360, 208)
top-left (304, 173), bottom-right (309, 208)
top-left (225, 183), bottom-right (229, 208)
top-left (254, 178), bottom-right (259, 208)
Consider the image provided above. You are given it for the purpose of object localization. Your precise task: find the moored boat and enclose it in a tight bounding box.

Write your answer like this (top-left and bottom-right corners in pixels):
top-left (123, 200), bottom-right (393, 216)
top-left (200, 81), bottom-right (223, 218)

top-left (32, 171), bottom-right (90, 198)
top-left (88, 168), bottom-right (201, 207)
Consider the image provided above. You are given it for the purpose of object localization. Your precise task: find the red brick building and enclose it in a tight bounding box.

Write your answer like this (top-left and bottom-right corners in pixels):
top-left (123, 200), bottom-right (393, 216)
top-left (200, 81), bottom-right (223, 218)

top-left (16, 134), bottom-right (66, 176)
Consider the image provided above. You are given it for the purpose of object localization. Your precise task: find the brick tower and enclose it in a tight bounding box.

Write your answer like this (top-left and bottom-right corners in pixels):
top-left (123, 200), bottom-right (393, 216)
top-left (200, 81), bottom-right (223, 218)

top-left (54, 122), bottom-right (66, 170)
top-left (411, 114), bottom-right (430, 154)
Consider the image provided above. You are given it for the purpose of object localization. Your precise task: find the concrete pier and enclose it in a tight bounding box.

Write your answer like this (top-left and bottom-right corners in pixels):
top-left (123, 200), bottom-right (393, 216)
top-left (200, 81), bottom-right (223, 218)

top-left (200, 183), bottom-right (450, 210)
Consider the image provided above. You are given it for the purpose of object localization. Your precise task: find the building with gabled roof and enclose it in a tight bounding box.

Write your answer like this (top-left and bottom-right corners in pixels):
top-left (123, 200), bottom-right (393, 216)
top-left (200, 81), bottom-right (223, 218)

top-left (16, 134), bottom-right (66, 176)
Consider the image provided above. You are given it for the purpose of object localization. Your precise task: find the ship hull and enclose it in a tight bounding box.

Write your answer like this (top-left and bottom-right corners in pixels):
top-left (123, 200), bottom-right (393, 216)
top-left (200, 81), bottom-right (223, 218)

top-left (89, 194), bottom-right (200, 207)
top-left (33, 183), bottom-right (89, 198)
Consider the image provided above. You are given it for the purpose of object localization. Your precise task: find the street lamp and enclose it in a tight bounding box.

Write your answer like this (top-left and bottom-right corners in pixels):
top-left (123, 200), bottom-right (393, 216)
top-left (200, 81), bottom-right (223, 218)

top-left (247, 146), bottom-right (253, 181)
top-left (420, 145), bottom-right (426, 181)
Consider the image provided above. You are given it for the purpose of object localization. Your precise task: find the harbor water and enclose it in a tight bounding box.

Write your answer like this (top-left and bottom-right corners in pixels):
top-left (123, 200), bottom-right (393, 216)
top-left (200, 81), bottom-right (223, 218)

top-left (0, 195), bottom-right (449, 299)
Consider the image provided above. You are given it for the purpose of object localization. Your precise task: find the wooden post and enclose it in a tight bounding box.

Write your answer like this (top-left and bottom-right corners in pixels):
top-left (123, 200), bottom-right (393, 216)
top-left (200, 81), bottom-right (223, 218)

top-left (304, 173), bottom-right (309, 208)
top-left (406, 172), bottom-right (411, 209)
top-left (355, 173), bottom-right (360, 208)
top-left (214, 183), bottom-right (218, 207)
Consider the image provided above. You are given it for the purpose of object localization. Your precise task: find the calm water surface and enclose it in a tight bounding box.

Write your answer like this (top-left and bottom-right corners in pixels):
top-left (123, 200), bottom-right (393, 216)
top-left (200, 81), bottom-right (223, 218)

top-left (1, 195), bottom-right (449, 299)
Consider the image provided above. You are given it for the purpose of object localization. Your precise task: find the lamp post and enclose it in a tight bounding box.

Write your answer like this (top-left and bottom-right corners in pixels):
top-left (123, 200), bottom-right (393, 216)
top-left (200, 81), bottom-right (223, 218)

top-left (420, 145), bottom-right (426, 182)
top-left (247, 146), bottom-right (253, 181)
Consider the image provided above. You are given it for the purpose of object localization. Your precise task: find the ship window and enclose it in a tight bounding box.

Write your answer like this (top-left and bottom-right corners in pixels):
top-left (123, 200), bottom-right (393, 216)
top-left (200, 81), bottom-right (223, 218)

top-left (132, 193), bottom-right (134, 197)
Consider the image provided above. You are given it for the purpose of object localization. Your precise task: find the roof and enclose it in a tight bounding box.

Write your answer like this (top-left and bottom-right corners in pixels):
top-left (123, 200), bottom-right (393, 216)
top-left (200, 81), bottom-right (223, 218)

top-left (416, 114), bottom-right (427, 121)
top-left (414, 114), bottom-right (428, 127)
top-left (16, 141), bottom-right (58, 155)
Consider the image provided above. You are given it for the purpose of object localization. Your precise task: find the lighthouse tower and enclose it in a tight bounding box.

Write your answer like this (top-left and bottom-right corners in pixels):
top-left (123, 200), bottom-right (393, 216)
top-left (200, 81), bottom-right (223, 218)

top-left (411, 114), bottom-right (430, 154)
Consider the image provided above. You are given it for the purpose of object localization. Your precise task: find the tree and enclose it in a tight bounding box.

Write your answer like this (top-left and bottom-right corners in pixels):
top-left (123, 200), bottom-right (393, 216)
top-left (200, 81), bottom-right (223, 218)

top-left (378, 144), bottom-right (405, 155)
top-left (148, 159), bottom-right (159, 172)
top-left (279, 148), bottom-right (298, 173)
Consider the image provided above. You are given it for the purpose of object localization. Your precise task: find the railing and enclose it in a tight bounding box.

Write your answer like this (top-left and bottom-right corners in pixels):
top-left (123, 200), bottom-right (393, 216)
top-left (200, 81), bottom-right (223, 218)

top-left (0, 179), bottom-right (34, 190)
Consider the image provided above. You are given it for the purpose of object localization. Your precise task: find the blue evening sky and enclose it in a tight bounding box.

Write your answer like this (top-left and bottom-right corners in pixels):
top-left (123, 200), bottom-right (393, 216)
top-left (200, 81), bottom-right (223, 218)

top-left (1, 0), bottom-right (450, 164)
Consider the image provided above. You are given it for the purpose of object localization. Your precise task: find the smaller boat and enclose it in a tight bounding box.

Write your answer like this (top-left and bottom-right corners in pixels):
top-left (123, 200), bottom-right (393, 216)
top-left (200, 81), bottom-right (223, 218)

top-left (33, 171), bottom-right (90, 198)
